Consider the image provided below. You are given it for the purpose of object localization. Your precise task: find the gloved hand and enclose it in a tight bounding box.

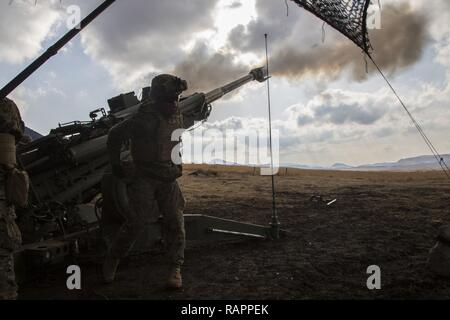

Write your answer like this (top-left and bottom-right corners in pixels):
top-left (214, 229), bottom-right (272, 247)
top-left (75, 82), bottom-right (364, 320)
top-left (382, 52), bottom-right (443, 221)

top-left (200, 103), bottom-right (212, 121)
top-left (192, 103), bottom-right (211, 122)
top-left (112, 163), bottom-right (126, 179)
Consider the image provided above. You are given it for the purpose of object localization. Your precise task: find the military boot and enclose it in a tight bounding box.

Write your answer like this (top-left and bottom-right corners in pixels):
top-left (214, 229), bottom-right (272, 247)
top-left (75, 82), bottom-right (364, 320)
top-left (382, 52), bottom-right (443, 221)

top-left (102, 256), bottom-right (120, 284)
top-left (167, 266), bottom-right (182, 289)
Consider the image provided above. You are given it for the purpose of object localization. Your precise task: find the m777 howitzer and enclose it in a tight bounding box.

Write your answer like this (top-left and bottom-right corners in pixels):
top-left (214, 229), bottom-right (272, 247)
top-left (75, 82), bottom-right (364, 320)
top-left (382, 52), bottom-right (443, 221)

top-left (1, 0), bottom-right (277, 278)
top-left (14, 67), bottom-right (276, 277)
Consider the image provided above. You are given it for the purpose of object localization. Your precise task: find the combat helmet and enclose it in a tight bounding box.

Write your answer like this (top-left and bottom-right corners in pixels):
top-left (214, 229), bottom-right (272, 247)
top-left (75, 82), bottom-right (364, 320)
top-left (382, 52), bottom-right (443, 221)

top-left (150, 74), bottom-right (188, 102)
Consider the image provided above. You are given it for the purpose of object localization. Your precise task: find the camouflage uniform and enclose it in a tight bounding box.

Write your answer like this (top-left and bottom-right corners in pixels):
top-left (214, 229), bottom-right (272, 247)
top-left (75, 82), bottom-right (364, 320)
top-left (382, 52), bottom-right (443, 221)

top-left (106, 75), bottom-right (188, 269)
top-left (0, 97), bottom-right (24, 300)
top-left (108, 172), bottom-right (186, 265)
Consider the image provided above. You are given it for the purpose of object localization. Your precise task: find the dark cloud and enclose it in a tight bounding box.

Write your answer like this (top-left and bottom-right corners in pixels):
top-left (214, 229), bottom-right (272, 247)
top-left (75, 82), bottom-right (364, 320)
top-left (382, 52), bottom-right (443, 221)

top-left (204, 116), bottom-right (245, 131)
top-left (228, 0), bottom-right (300, 54)
top-left (227, 1), bottom-right (243, 10)
top-left (296, 114), bottom-right (314, 126)
top-left (313, 102), bottom-right (386, 125)
top-left (81, 0), bottom-right (220, 86)
top-left (293, 89), bottom-right (390, 127)
top-left (375, 127), bottom-right (395, 138)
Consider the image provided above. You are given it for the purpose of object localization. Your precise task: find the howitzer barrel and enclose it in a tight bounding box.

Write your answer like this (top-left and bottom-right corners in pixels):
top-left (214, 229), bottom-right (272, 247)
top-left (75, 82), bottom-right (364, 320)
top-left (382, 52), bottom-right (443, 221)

top-left (0, 0), bottom-right (116, 98)
top-left (114, 66), bottom-right (268, 118)
top-left (69, 135), bottom-right (108, 164)
top-left (204, 67), bottom-right (267, 104)
top-left (180, 66), bottom-right (268, 115)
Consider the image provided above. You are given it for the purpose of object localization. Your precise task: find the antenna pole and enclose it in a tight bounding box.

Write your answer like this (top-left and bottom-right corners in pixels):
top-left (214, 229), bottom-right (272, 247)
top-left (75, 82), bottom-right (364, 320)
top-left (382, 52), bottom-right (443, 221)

top-left (265, 33), bottom-right (280, 239)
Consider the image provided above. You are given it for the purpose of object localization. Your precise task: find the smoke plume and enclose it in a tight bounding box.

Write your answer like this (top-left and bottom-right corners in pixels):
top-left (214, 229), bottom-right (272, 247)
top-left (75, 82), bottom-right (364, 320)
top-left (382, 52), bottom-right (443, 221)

top-left (170, 3), bottom-right (429, 92)
top-left (271, 3), bottom-right (429, 80)
top-left (172, 43), bottom-right (248, 93)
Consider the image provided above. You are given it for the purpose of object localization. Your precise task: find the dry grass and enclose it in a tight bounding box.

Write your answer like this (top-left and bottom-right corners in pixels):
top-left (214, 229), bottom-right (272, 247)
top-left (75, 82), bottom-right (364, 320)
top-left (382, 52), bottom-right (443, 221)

top-left (20, 165), bottom-right (450, 299)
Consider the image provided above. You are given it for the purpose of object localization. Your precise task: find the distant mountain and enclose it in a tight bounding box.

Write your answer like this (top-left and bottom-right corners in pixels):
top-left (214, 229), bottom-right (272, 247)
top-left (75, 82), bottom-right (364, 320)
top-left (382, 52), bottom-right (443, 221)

top-left (208, 159), bottom-right (240, 166)
top-left (281, 163), bottom-right (325, 170)
top-left (353, 155), bottom-right (450, 171)
top-left (331, 163), bottom-right (353, 169)
top-left (397, 155), bottom-right (450, 166)
top-left (25, 127), bottom-right (43, 141)
top-left (204, 154), bottom-right (450, 172)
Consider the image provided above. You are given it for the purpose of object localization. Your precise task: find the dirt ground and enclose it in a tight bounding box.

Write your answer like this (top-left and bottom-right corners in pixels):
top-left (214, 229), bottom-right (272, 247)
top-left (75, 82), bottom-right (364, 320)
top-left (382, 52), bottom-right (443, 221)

top-left (19, 165), bottom-right (450, 299)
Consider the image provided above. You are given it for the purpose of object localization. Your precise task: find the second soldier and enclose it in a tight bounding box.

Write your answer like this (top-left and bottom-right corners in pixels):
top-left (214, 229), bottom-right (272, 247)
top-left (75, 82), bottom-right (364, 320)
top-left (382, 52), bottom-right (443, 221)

top-left (103, 74), bottom-right (192, 289)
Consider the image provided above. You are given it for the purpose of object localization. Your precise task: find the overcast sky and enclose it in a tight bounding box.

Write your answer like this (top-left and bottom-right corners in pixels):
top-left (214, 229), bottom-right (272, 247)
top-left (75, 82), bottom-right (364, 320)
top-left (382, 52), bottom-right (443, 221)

top-left (1, 0), bottom-right (450, 166)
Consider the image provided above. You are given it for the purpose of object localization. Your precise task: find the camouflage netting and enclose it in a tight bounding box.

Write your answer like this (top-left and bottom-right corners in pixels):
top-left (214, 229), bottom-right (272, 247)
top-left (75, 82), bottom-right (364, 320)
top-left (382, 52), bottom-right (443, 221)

top-left (290, 0), bottom-right (372, 54)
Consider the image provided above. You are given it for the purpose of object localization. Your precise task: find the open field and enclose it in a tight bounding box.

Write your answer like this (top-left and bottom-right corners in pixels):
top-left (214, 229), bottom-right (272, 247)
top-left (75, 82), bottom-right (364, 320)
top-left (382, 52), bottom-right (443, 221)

top-left (20, 165), bottom-right (450, 299)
